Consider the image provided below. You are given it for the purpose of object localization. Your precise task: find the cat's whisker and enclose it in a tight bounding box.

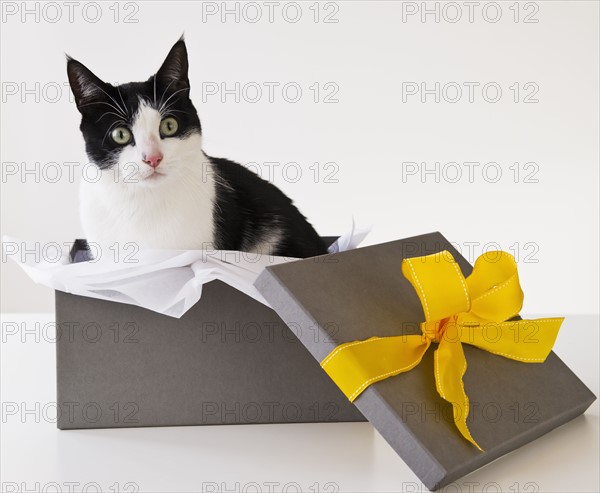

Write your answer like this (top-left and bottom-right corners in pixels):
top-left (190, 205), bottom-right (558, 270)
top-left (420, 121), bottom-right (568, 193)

top-left (78, 100), bottom-right (128, 116)
top-left (96, 111), bottom-right (127, 123)
top-left (160, 99), bottom-right (184, 116)
top-left (92, 83), bottom-right (128, 117)
top-left (117, 86), bottom-right (128, 115)
top-left (158, 79), bottom-right (176, 110)
top-left (159, 87), bottom-right (189, 114)
top-left (162, 108), bottom-right (192, 117)
top-left (153, 75), bottom-right (157, 106)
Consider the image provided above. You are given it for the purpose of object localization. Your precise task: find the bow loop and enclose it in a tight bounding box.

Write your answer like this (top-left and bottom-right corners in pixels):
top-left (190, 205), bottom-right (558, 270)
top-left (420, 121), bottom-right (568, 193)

top-left (401, 250), bottom-right (471, 323)
top-left (467, 251), bottom-right (524, 323)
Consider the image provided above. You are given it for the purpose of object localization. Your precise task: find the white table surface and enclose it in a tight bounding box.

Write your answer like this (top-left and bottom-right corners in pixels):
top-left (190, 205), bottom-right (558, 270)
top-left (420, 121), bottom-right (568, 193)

top-left (1, 313), bottom-right (598, 493)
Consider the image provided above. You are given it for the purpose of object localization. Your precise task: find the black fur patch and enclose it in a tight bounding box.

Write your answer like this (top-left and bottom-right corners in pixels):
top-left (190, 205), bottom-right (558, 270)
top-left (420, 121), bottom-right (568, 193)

top-left (210, 156), bottom-right (327, 257)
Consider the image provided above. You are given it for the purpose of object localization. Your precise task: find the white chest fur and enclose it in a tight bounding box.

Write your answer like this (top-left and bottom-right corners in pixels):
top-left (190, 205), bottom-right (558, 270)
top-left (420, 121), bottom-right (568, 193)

top-left (79, 152), bottom-right (216, 252)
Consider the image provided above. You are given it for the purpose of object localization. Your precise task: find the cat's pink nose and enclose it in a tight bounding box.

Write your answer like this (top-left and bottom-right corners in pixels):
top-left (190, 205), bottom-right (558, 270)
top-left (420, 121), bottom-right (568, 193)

top-left (143, 152), bottom-right (163, 168)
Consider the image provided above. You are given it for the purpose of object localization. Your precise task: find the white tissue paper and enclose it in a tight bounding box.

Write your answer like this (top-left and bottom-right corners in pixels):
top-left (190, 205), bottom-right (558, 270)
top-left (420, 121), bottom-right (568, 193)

top-left (4, 224), bottom-right (369, 318)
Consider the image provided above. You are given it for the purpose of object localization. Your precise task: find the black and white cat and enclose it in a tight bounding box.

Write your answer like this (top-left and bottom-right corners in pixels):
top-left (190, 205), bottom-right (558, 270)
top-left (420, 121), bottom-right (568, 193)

top-left (67, 37), bottom-right (327, 258)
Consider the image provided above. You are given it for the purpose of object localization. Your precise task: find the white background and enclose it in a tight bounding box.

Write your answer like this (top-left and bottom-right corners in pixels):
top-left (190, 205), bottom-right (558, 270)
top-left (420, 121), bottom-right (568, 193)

top-left (0, 2), bottom-right (599, 492)
top-left (1, 0), bottom-right (598, 315)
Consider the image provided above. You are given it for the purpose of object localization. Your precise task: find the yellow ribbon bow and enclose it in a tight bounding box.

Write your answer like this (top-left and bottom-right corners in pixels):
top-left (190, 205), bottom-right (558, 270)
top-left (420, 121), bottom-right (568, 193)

top-left (320, 250), bottom-right (564, 450)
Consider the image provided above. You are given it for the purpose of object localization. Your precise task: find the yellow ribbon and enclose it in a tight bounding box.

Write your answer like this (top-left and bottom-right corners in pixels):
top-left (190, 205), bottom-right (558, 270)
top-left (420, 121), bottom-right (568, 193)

top-left (320, 250), bottom-right (564, 450)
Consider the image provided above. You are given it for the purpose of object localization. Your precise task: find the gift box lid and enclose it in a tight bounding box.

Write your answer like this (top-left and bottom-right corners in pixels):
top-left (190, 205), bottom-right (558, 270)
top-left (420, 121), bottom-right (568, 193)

top-left (254, 231), bottom-right (596, 490)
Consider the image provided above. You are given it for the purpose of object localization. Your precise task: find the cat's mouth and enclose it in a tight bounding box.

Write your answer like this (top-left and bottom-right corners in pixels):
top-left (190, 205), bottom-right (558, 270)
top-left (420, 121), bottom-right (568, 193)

top-left (144, 170), bottom-right (165, 181)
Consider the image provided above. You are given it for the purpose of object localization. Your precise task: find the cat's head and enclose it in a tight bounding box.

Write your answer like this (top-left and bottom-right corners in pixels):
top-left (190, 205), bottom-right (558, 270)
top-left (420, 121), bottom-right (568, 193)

top-left (67, 37), bottom-right (202, 188)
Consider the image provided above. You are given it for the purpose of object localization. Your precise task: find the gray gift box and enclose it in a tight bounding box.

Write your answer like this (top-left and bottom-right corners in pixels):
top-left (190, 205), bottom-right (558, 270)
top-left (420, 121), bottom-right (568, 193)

top-left (55, 238), bottom-right (365, 429)
top-left (255, 231), bottom-right (596, 490)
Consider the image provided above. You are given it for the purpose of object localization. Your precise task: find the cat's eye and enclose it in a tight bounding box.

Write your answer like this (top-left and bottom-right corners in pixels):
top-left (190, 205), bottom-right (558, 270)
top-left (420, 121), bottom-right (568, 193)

top-left (111, 127), bottom-right (132, 145)
top-left (160, 117), bottom-right (179, 137)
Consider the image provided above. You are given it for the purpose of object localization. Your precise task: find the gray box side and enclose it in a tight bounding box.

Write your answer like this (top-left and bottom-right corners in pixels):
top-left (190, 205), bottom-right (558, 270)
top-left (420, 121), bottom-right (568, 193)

top-left (55, 279), bottom-right (365, 430)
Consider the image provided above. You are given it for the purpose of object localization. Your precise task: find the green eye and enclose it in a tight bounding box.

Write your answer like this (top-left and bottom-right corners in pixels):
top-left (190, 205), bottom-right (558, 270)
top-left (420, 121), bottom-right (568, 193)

top-left (160, 117), bottom-right (178, 137)
top-left (111, 127), bottom-right (132, 145)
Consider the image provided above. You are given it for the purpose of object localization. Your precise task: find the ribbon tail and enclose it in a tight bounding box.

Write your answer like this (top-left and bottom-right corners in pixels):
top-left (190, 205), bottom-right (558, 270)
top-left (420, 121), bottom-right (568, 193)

top-left (435, 338), bottom-right (482, 451)
top-left (321, 335), bottom-right (430, 402)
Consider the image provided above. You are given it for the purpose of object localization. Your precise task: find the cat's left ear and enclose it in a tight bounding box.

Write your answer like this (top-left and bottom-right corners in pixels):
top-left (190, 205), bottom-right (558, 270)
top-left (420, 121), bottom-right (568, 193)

top-left (156, 37), bottom-right (190, 91)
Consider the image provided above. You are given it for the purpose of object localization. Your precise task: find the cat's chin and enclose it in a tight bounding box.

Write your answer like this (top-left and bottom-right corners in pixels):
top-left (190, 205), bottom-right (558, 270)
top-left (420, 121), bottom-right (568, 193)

top-left (136, 171), bottom-right (168, 187)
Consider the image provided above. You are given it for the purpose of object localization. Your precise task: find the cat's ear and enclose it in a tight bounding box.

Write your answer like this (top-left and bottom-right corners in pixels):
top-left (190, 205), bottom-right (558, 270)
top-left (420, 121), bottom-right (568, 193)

top-left (66, 57), bottom-right (110, 113)
top-left (155, 37), bottom-right (190, 91)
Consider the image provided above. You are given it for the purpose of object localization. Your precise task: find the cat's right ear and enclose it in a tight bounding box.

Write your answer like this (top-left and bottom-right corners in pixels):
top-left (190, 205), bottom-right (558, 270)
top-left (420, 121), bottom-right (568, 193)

top-left (66, 57), bottom-right (109, 113)
top-left (155, 38), bottom-right (190, 91)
